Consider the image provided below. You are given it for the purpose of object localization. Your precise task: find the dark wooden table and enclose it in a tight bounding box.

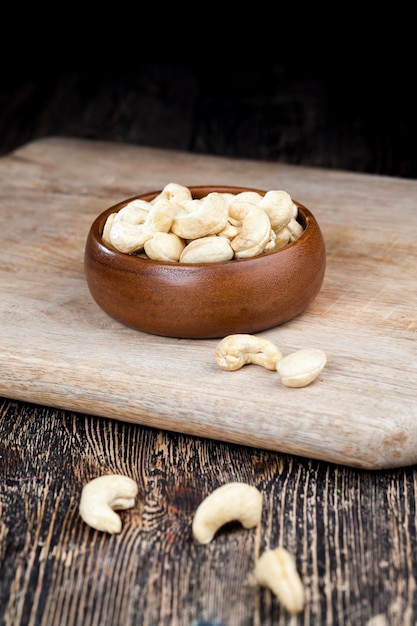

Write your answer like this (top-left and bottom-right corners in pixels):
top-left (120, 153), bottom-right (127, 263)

top-left (3, 397), bottom-right (417, 626)
top-left (1, 138), bottom-right (416, 626)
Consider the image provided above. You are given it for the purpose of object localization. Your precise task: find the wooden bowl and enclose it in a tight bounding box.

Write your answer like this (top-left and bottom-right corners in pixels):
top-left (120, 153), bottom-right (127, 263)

top-left (84, 185), bottom-right (326, 339)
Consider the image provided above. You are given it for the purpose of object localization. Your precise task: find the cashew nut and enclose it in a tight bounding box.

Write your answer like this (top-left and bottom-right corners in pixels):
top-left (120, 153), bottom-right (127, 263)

top-left (180, 236), bottom-right (234, 263)
top-left (144, 231), bottom-right (185, 261)
top-left (102, 212), bottom-right (116, 246)
top-left (192, 482), bottom-right (263, 544)
top-left (113, 199), bottom-right (151, 224)
top-left (228, 201), bottom-right (273, 259)
top-left (215, 334), bottom-right (283, 371)
top-left (150, 182), bottom-right (192, 204)
top-left (270, 226), bottom-right (291, 251)
top-left (276, 348), bottom-right (327, 387)
top-left (171, 192), bottom-right (229, 240)
top-left (287, 217), bottom-right (304, 241)
top-left (234, 191), bottom-right (264, 204)
top-left (258, 189), bottom-right (296, 231)
top-left (255, 547), bottom-right (305, 614)
top-left (217, 220), bottom-right (241, 239)
top-left (79, 474), bottom-right (138, 534)
top-left (108, 198), bottom-right (176, 253)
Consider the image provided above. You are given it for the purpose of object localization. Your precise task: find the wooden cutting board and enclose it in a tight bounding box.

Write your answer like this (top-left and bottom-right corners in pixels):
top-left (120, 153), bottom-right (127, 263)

top-left (1, 137), bottom-right (416, 470)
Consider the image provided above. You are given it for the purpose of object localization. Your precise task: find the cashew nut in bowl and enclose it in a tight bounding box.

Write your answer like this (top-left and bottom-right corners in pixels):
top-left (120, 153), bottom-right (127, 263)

top-left (113, 199), bottom-right (151, 224)
top-left (270, 226), bottom-right (291, 251)
top-left (228, 201), bottom-right (272, 259)
top-left (179, 236), bottom-right (234, 264)
top-left (258, 189), bottom-right (296, 231)
top-left (287, 217), bottom-right (304, 241)
top-left (79, 474), bottom-right (138, 534)
top-left (215, 334), bottom-right (283, 371)
top-left (102, 212), bottom-right (116, 246)
top-left (192, 482), bottom-right (263, 544)
top-left (255, 547), bottom-right (305, 614)
top-left (234, 190), bottom-right (263, 204)
top-left (144, 231), bottom-right (185, 261)
top-left (171, 192), bottom-right (229, 240)
top-left (150, 182), bottom-right (193, 204)
top-left (108, 198), bottom-right (176, 254)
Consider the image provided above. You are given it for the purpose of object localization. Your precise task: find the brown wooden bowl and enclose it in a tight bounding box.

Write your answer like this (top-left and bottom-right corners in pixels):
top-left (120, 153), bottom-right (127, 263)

top-left (84, 185), bottom-right (326, 339)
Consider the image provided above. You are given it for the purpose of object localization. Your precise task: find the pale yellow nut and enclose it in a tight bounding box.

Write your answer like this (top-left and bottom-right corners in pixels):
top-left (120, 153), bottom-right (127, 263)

top-left (270, 226), bottom-right (291, 251)
top-left (276, 348), bottom-right (327, 387)
top-left (108, 198), bottom-right (176, 254)
top-left (79, 474), bottom-right (138, 534)
top-left (171, 192), bottom-right (229, 240)
top-left (258, 189), bottom-right (297, 231)
top-left (179, 198), bottom-right (202, 213)
top-left (150, 182), bottom-right (192, 204)
top-left (228, 201), bottom-right (272, 258)
top-left (180, 236), bottom-right (234, 263)
top-left (233, 228), bottom-right (277, 259)
top-left (102, 212), bottom-right (116, 246)
top-left (255, 547), bottom-right (305, 614)
top-left (192, 482), bottom-right (263, 544)
top-left (217, 220), bottom-right (241, 239)
top-left (234, 191), bottom-right (263, 204)
top-left (144, 232), bottom-right (185, 261)
top-left (114, 199), bottom-right (151, 224)
top-left (108, 220), bottom-right (150, 253)
top-left (219, 192), bottom-right (240, 205)
top-left (143, 198), bottom-right (178, 232)
top-left (215, 334), bottom-right (283, 371)
top-left (287, 217), bottom-right (304, 241)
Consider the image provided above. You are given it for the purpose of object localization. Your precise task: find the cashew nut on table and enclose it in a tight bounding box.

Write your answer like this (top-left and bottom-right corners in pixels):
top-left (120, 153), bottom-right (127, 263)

top-left (102, 182), bottom-right (304, 262)
top-left (255, 547), bottom-right (306, 614)
top-left (192, 482), bottom-right (263, 544)
top-left (79, 474), bottom-right (138, 534)
top-left (215, 334), bottom-right (283, 371)
top-left (215, 334), bottom-right (327, 387)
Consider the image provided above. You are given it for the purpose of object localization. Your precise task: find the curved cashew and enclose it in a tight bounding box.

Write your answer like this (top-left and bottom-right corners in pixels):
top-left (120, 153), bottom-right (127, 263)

top-left (150, 182), bottom-right (192, 205)
top-left (113, 199), bottom-right (151, 224)
top-left (215, 334), bottom-right (282, 371)
top-left (192, 482), bottom-right (262, 544)
top-left (234, 191), bottom-right (263, 204)
top-left (180, 236), bottom-right (234, 264)
top-left (228, 201), bottom-right (272, 259)
top-left (79, 474), bottom-right (138, 534)
top-left (217, 220), bottom-right (241, 239)
top-left (271, 226), bottom-right (291, 251)
top-left (144, 231), bottom-right (185, 261)
top-left (255, 547), bottom-right (305, 614)
top-left (103, 199), bottom-right (151, 247)
top-left (108, 198), bottom-right (176, 253)
top-left (287, 217), bottom-right (304, 241)
top-left (171, 192), bottom-right (228, 240)
top-left (258, 189), bottom-right (296, 231)
top-left (102, 212), bottom-right (116, 246)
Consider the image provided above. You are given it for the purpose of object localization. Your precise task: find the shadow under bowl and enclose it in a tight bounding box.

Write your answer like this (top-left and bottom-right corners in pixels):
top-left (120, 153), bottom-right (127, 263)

top-left (84, 185), bottom-right (326, 339)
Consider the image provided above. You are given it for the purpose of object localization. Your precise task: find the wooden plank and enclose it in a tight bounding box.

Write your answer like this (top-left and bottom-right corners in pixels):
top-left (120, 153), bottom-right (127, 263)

top-left (1, 398), bottom-right (416, 626)
top-left (0, 137), bottom-right (416, 469)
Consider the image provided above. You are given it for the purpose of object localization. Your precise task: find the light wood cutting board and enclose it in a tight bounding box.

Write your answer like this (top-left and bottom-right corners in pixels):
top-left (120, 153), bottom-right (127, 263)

top-left (1, 137), bottom-right (416, 469)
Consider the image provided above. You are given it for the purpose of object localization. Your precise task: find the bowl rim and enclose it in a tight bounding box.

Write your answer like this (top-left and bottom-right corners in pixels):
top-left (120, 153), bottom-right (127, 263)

top-left (90, 185), bottom-right (318, 268)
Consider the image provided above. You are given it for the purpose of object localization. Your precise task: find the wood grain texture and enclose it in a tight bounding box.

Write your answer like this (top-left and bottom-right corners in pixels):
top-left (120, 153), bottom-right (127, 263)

top-left (0, 138), bottom-right (416, 469)
top-left (2, 397), bottom-right (417, 626)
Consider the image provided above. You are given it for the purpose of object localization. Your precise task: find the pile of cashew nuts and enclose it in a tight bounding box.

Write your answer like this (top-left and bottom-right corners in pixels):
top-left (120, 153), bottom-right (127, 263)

top-left (216, 334), bottom-right (327, 387)
top-left (79, 477), bottom-right (305, 615)
top-left (102, 182), bottom-right (304, 262)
